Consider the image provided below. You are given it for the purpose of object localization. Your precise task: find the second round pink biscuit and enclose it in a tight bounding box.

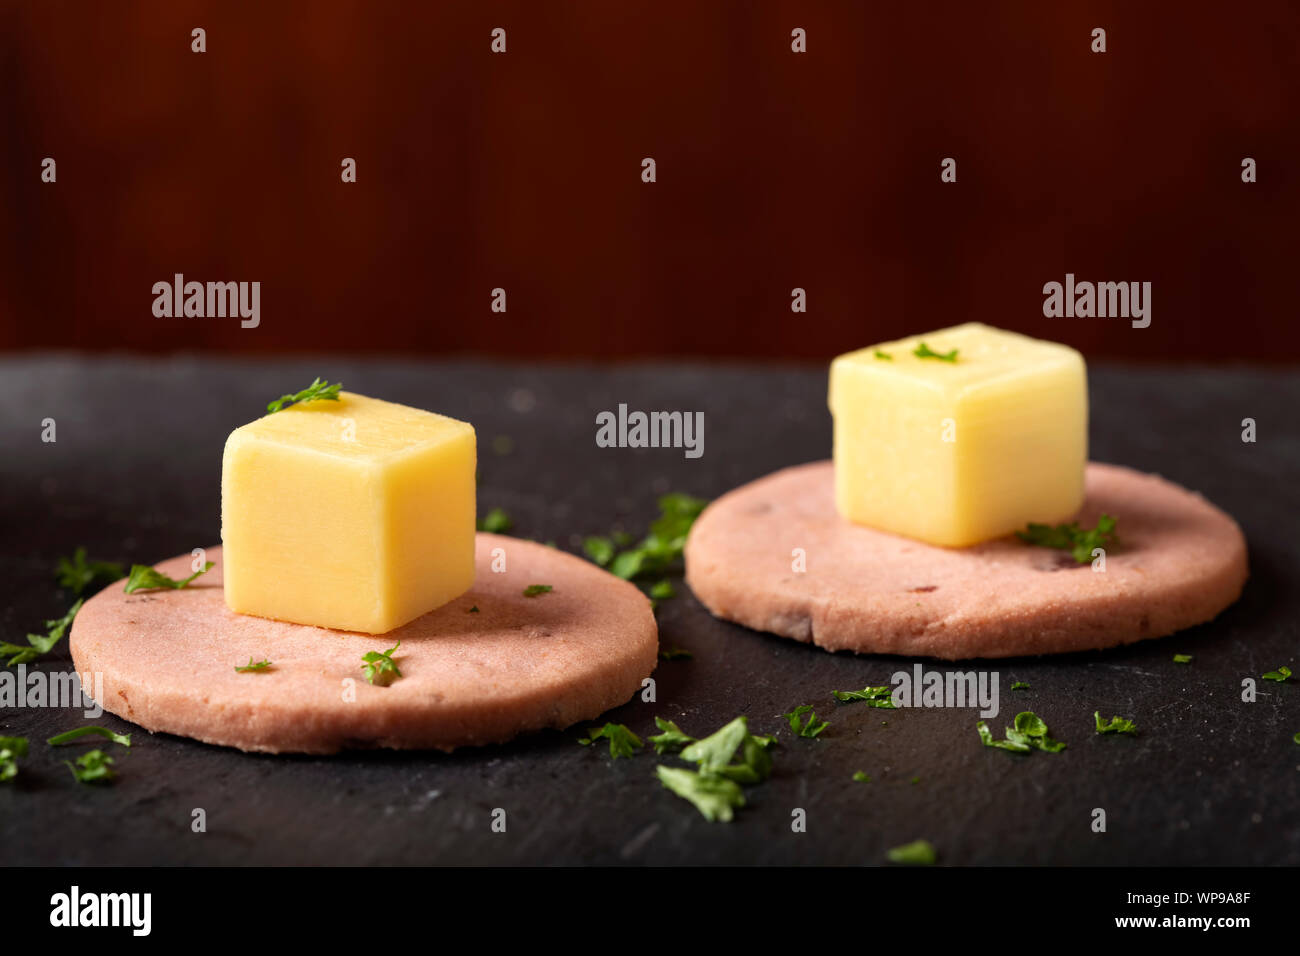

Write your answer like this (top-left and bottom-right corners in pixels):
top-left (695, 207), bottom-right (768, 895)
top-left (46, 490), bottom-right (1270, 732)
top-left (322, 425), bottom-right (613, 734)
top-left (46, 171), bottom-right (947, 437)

top-left (684, 461), bottom-right (1247, 660)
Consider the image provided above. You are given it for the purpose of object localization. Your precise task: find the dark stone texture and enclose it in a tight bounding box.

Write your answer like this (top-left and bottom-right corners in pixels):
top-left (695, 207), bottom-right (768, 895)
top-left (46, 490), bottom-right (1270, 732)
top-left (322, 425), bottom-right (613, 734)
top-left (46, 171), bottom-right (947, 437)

top-left (0, 355), bottom-right (1296, 865)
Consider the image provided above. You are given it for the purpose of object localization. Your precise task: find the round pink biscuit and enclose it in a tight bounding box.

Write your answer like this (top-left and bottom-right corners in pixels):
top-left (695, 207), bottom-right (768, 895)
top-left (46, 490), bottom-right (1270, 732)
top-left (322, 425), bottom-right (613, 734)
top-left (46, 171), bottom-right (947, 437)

top-left (71, 536), bottom-right (658, 753)
top-left (684, 461), bottom-right (1248, 660)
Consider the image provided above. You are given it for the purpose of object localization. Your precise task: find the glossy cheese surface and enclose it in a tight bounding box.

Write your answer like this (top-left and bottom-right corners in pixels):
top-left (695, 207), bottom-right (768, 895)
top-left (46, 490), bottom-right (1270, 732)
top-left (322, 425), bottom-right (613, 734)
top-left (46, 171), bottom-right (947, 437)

top-left (829, 323), bottom-right (1087, 547)
top-left (222, 392), bottom-right (476, 633)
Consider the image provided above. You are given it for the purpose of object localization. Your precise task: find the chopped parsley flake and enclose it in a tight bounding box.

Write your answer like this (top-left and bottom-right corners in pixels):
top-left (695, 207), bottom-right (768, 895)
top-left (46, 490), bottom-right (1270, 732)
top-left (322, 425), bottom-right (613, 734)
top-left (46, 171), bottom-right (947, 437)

top-left (1173, 654), bottom-right (1193, 664)
top-left (976, 721), bottom-right (1029, 752)
top-left (873, 349), bottom-right (893, 360)
top-left (578, 722), bottom-right (643, 758)
top-left (852, 771), bottom-right (871, 783)
top-left (681, 716), bottom-right (773, 784)
top-left (66, 749), bottom-right (116, 784)
top-left (781, 705), bottom-right (829, 738)
top-left (55, 548), bottom-right (123, 595)
top-left (1, 599), bottom-right (83, 667)
top-left (887, 839), bottom-right (937, 865)
top-left (266, 377), bottom-right (342, 413)
top-left (655, 765), bottom-right (744, 822)
top-left (522, 584), bottom-right (553, 597)
top-left (477, 507), bottom-right (512, 533)
top-left (658, 646), bottom-right (692, 661)
top-left (583, 536), bottom-right (615, 566)
top-left (648, 717), bottom-right (696, 754)
top-left (603, 494), bottom-right (708, 583)
top-left (1094, 712), bottom-right (1138, 735)
top-left (977, 711), bottom-right (1066, 753)
top-left (361, 642), bottom-right (401, 685)
top-left (47, 726), bottom-right (131, 748)
top-left (654, 715), bottom-right (775, 821)
top-left (1011, 681), bottom-right (1030, 690)
top-left (913, 342), bottom-right (958, 362)
top-left (234, 658), bottom-right (272, 673)
top-left (123, 562), bottom-right (214, 594)
top-left (679, 717), bottom-right (749, 771)
top-left (0, 737), bottom-right (28, 782)
top-left (1016, 514), bottom-right (1117, 564)
top-left (832, 685), bottom-right (896, 708)
top-left (1262, 666), bottom-right (1292, 682)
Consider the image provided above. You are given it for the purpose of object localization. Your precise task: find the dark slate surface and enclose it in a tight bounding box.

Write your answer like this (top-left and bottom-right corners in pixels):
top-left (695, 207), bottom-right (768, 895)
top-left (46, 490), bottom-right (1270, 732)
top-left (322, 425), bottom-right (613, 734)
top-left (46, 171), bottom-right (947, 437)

top-left (0, 354), bottom-right (1297, 866)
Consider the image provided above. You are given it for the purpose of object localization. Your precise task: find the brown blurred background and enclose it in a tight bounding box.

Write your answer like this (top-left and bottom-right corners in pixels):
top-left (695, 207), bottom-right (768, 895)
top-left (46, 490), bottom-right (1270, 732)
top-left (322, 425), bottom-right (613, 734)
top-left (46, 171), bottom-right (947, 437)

top-left (1, 0), bottom-right (1297, 362)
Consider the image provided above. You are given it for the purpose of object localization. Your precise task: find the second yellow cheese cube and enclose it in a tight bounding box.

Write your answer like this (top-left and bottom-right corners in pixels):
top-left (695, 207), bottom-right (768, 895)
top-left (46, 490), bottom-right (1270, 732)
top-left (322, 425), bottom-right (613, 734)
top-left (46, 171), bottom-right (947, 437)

top-left (222, 392), bottom-right (476, 633)
top-left (829, 323), bottom-right (1087, 547)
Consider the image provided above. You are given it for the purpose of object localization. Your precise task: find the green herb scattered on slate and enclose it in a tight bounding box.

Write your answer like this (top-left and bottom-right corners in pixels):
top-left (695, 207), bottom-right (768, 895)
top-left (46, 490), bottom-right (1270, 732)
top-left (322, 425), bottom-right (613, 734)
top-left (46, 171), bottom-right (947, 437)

top-left (1173, 654), bottom-right (1193, 664)
top-left (832, 685), bottom-right (896, 708)
top-left (55, 548), bottom-right (124, 595)
top-left (266, 377), bottom-right (342, 413)
top-left (1094, 712), bottom-right (1138, 735)
top-left (1011, 681), bottom-right (1030, 690)
top-left (1, 599), bottom-right (84, 667)
top-left (578, 722), bottom-right (643, 758)
top-left (676, 717), bottom-right (747, 770)
top-left (124, 562), bottom-right (214, 594)
top-left (234, 658), bottom-right (272, 673)
top-left (604, 493), bottom-right (708, 582)
top-left (658, 646), bottom-right (692, 661)
top-left (977, 711), bottom-right (1066, 753)
top-left (522, 584), bottom-right (552, 597)
top-left (887, 839), bottom-right (937, 865)
top-left (0, 737), bottom-right (28, 782)
top-left (47, 726), bottom-right (131, 748)
top-left (648, 717), bottom-right (695, 754)
top-left (648, 579), bottom-right (675, 601)
top-left (913, 341), bottom-right (958, 362)
top-left (781, 705), bottom-right (829, 738)
top-left (656, 766), bottom-right (745, 822)
top-left (66, 749), bottom-right (115, 784)
top-left (1293, 732), bottom-right (1300, 745)
top-left (682, 717), bottom-right (774, 784)
top-left (1262, 666), bottom-right (1292, 682)
top-left (852, 771), bottom-right (871, 783)
top-left (361, 642), bottom-right (401, 686)
top-left (583, 536), bottom-right (615, 566)
top-left (1016, 514), bottom-right (1117, 564)
top-left (977, 720), bottom-right (1030, 752)
top-left (477, 507), bottom-right (512, 533)
top-left (654, 716), bottom-right (775, 821)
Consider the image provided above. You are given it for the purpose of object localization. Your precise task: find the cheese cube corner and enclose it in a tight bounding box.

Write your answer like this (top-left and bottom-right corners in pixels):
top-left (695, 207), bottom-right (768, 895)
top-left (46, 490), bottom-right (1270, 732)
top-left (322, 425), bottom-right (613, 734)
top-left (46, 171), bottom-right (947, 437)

top-left (829, 323), bottom-right (1087, 547)
top-left (221, 392), bottom-right (476, 633)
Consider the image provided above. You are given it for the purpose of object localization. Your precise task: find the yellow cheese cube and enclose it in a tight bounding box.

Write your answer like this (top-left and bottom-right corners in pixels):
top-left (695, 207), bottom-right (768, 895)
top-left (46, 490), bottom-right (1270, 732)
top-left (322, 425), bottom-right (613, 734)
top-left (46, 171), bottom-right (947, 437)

top-left (829, 323), bottom-right (1087, 547)
top-left (221, 392), bottom-right (476, 633)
